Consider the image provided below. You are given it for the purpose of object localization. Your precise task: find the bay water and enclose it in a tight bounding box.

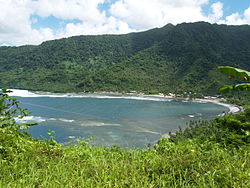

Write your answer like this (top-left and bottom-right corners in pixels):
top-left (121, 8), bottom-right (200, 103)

top-left (11, 90), bottom-right (229, 148)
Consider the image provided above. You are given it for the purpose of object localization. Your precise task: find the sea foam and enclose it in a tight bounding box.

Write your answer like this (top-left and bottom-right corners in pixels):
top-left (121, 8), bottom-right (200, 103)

top-left (15, 115), bottom-right (75, 124)
top-left (7, 89), bottom-right (172, 102)
top-left (15, 116), bottom-right (46, 123)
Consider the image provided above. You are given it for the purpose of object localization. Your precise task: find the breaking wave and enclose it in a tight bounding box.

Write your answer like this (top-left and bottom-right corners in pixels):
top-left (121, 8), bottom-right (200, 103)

top-left (15, 116), bottom-right (75, 124)
top-left (15, 115), bottom-right (120, 127)
top-left (7, 89), bottom-right (172, 102)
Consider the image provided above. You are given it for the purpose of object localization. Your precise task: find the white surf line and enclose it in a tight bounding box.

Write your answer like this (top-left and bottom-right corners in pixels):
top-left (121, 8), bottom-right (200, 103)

top-left (193, 98), bottom-right (243, 114)
top-left (216, 103), bottom-right (243, 114)
top-left (15, 116), bottom-right (46, 123)
top-left (7, 89), bottom-right (172, 102)
top-left (15, 115), bottom-right (77, 124)
top-left (6, 89), bottom-right (243, 111)
top-left (8, 89), bottom-right (242, 114)
top-left (58, 118), bottom-right (75, 123)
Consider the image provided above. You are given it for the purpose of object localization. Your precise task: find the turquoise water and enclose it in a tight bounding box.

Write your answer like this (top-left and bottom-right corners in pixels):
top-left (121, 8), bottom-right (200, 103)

top-left (15, 94), bottom-right (228, 148)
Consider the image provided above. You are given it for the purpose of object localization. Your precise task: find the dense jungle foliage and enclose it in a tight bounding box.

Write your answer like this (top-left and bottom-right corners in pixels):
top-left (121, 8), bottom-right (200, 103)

top-left (0, 22), bottom-right (249, 94)
top-left (0, 89), bottom-right (250, 187)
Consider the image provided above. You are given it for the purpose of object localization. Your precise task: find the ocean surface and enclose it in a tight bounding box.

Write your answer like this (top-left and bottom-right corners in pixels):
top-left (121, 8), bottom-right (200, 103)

top-left (10, 90), bottom-right (229, 148)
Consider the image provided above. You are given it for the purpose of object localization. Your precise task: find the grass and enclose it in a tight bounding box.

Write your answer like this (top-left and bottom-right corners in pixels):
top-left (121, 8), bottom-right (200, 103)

top-left (0, 89), bottom-right (250, 187)
top-left (1, 117), bottom-right (250, 187)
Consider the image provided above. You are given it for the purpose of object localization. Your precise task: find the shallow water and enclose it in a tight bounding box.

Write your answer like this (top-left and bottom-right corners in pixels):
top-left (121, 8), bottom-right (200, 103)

top-left (11, 90), bottom-right (229, 148)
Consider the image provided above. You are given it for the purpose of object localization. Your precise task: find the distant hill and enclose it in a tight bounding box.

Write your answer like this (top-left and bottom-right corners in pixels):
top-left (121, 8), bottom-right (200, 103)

top-left (0, 22), bottom-right (249, 94)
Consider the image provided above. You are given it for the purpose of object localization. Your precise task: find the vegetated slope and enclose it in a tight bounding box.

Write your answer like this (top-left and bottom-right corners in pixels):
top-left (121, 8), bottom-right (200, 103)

top-left (79, 22), bottom-right (250, 94)
top-left (0, 22), bottom-right (249, 94)
top-left (0, 25), bottom-right (174, 91)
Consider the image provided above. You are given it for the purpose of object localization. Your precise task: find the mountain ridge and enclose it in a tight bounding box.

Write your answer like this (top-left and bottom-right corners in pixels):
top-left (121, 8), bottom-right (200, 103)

top-left (0, 22), bottom-right (249, 94)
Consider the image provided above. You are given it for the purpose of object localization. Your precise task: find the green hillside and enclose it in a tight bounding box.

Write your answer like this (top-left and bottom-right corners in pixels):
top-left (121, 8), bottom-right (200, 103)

top-left (0, 22), bottom-right (249, 94)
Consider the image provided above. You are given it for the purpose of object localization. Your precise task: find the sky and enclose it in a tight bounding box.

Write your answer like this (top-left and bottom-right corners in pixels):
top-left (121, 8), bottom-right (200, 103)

top-left (0, 0), bottom-right (250, 46)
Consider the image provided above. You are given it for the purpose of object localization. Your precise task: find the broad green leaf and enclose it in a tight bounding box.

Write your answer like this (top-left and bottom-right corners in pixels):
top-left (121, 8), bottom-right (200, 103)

top-left (218, 66), bottom-right (250, 81)
top-left (234, 83), bottom-right (250, 91)
top-left (220, 85), bottom-right (234, 93)
top-left (220, 83), bottom-right (250, 93)
top-left (218, 66), bottom-right (250, 93)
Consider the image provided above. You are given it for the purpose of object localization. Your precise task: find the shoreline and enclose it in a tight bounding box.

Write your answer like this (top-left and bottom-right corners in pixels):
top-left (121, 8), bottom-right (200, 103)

top-left (193, 98), bottom-right (243, 114)
top-left (6, 88), bottom-right (244, 143)
top-left (92, 91), bottom-right (243, 114)
top-left (7, 88), bottom-right (243, 114)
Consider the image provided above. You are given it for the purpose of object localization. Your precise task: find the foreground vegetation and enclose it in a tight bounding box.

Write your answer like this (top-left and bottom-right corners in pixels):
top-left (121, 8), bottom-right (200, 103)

top-left (0, 90), bottom-right (250, 187)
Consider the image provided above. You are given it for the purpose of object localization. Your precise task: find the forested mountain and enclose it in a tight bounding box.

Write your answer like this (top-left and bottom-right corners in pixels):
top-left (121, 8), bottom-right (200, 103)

top-left (0, 22), bottom-right (249, 94)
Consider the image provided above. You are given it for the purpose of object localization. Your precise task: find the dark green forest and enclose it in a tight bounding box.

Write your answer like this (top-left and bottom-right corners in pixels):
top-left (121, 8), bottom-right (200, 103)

top-left (0, 22), bottom-right (249, 94)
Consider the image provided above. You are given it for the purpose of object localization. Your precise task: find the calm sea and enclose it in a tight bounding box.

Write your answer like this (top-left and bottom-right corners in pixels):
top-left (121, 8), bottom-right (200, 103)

top-left (11, 90), bottom-right (228, 148)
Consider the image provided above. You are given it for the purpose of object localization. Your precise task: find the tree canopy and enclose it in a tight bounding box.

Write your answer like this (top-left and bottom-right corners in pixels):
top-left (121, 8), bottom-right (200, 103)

top-left (0, 22), bottom-right (250, 94)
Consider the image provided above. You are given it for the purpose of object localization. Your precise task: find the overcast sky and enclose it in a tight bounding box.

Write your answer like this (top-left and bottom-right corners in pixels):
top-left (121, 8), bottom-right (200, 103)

top-left (0, 0), bottom-right (250, 46)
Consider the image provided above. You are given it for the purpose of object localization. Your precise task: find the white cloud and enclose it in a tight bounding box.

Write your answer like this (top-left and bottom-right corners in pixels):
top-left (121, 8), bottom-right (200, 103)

top-left (208, 2), bottom-right (223, 22)
top-left (221, 7), bottom-right (250, 25)
top-left (30, 0), bottom-right (106, 24)
top-left (0, 0), bottom-right (55, 45)
top-left (58, 16), bottom-right (134, 38)
top-left (150, 0), bottom-right (208, 7)
top-left (0, 0), bottom-right (250, 46)
top-left (245, 7), bottom-right (250, 22)
top-left (0, 0), bottom-right (109, 46)
top-left (110, 0), bottom-right (209, 29)
top-left (0, 0), bottom-right (30, 35)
